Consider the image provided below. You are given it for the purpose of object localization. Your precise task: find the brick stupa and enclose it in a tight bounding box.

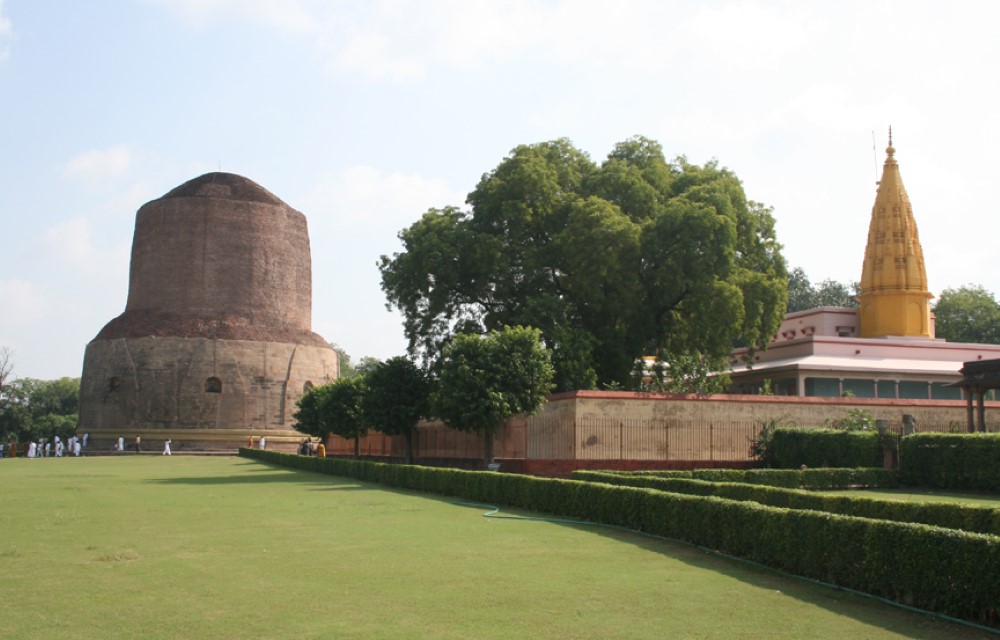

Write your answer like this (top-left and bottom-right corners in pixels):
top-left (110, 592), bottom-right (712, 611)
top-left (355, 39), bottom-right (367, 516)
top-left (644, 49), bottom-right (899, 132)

top-left (79, 173), bottom-right (339, 451)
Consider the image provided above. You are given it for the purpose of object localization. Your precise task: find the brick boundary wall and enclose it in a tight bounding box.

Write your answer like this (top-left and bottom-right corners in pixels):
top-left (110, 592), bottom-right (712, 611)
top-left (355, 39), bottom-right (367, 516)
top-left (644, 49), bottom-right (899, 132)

top-left (325, 391), bottom-right (1000, 476)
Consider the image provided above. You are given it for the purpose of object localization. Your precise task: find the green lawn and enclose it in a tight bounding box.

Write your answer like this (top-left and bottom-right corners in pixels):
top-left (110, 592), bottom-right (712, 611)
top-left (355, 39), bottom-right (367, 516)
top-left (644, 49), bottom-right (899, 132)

top-left (0, 457), bottom-right (994, 640)
top-left (820, 488), bottom-right (1000, 507)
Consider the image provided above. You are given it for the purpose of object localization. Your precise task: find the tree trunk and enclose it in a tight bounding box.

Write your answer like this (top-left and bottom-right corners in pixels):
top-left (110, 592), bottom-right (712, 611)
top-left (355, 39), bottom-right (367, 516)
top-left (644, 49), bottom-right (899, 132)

top-left (483, 430), bottom-right (495, 469)
top-left (404, 429), bottom-right (414, 465)
top-left (353, 436), bottom-right (360, 458)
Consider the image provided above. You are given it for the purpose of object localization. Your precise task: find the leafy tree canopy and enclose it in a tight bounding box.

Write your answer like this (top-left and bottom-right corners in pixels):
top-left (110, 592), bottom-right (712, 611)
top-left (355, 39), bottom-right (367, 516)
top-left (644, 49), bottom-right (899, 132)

top-left (361, 356), bottom-right (434, 464)
top-left (786, 267), bottom-right (859, 313)
top-left (380, 136), bottom-right (788, 391)
top-left (330, 344), bottom-right (380, 380)
top-left (432, 326), bottom-right (554, 465)
top-left (293, 377), bottom-right (367, 456)
top-left (0, 376), bottom-right (80, 444)
top-left (933, 284), bottom-right (1000, 344)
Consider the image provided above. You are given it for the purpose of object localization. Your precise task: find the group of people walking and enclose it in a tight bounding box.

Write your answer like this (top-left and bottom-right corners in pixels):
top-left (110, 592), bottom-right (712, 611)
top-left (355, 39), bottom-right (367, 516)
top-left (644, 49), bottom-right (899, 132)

top-left (114, 435), bottom-right (172, 455)
top-left (0, 433), bottom-right (177, 458)
top-left (0, 433), bottom-right (88, 459)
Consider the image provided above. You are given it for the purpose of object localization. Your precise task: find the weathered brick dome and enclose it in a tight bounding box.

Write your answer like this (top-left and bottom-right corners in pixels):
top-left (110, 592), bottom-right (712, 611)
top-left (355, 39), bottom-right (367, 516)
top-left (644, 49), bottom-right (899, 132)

top-left (96, 172), bottom-right (327, 346)
top-left (79, 173), bottom-right (338, 451)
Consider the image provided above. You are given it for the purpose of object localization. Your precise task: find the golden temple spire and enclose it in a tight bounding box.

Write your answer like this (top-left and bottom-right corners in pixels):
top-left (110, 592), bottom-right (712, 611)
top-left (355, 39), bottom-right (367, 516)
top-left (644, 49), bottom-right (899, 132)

top-left (858, 129), bottom-right (933, 338)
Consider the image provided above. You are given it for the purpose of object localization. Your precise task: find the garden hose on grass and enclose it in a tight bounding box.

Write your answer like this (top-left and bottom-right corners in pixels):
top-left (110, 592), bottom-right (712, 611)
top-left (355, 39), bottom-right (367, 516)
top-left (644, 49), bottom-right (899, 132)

top-left (453, 501), bottom-right (1000, 637)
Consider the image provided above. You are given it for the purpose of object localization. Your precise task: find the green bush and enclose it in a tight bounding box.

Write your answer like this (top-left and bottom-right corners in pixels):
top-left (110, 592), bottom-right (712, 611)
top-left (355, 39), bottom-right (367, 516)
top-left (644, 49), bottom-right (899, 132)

top-left (571, 471), bottom-right (1000, 536)
top-left (612, 467), bottom-right (898, 490)
top-left (900, 433), bottom-right (1000, 491)
top-left (241, 449), bottom-right (1000, 627)
top-left (768, 428), bottom-right (881, 469)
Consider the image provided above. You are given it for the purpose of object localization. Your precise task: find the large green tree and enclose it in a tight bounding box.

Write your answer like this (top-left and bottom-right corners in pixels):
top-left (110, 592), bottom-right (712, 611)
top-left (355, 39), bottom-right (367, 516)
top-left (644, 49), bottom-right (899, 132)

top-left (0, 376), bottom-right (80, 445)
top-left (330, 344), bottom-right (381, 380)
top-left (361, 357), bottom-right (433, 465)
top-left (380, 137), bottom-right (787, 390)
top-left (293, 377), bottom-right (367, 457)
top-left (933, 285), bottom-right (1000, 344)
top-left (786, 267), bottom-right (859, 313)
top-left (432, 326), bottom-right (554, 467)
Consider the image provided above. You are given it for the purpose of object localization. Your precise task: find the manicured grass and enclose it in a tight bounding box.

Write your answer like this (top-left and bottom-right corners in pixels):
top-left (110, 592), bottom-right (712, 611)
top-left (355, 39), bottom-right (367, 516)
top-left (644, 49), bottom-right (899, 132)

top-left (1, 457), bottom-right (995, 639)
top-left (820, 488), bottom-right (1000, 507)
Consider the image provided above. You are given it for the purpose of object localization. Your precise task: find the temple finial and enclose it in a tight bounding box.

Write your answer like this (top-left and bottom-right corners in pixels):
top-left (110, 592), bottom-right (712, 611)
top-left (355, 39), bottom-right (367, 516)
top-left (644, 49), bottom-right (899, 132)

top-left (886, 125), bottom-right (895, 157)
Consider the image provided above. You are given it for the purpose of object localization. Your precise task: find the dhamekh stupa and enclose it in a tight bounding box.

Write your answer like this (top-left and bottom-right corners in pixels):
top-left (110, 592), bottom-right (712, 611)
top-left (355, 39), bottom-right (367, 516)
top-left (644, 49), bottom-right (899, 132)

top-left (79, 173), bottom-right (339, 450)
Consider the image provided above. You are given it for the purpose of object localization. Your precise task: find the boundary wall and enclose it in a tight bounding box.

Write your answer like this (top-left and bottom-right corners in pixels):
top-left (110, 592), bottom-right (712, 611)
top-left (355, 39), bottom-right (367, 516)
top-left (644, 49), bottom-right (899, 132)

top-left (325, 391), bottom-right (1000, 476)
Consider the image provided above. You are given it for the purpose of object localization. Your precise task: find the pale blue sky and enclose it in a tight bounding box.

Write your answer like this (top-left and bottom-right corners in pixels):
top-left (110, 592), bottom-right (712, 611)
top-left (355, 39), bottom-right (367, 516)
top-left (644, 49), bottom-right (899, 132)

top-left (2, 0), bottom-right (999, 379)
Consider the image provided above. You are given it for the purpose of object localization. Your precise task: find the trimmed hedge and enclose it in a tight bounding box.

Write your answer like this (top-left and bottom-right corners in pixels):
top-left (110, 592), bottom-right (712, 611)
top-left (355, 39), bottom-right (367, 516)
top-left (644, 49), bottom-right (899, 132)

top-left (901, 433), bottom-right (1000, 491)
top-left (571, 470), bottom-right (1000, 536)
top-left (610, 467), bottom-right (899, 490)
top-left (241, 449), bottom-right (1000, 627)
top-left (769, 428), bottom-right (882, 469)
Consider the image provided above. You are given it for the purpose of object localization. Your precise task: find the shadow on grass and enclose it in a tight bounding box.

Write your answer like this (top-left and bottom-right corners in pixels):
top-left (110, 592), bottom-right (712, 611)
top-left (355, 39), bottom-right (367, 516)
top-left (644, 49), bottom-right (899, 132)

top-left (491, 510), bottom-right (996, 640)
top-left (146, 461), bottom-right (374, 489)
top-left (232, 459), bottom-right (993, 638)
top-left (390, 493), bottom-right (996, 640)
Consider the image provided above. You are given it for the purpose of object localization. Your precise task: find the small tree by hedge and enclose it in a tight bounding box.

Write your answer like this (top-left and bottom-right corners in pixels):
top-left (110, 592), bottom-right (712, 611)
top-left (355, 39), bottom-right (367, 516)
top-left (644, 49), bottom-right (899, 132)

top-left (293, 377), bottom-right (367, 457)
top-left (432, 326), bottom-right (554, 468)
top-left (361, 357), bottom-right (433, 465)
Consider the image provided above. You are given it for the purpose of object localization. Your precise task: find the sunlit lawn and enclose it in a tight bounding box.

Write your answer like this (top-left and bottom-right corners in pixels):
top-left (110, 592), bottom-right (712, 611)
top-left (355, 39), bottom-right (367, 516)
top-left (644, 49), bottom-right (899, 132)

top-left (0, 456), bottom-right (994, 640)
top-left (819, 488), bottom-right (1000, 507)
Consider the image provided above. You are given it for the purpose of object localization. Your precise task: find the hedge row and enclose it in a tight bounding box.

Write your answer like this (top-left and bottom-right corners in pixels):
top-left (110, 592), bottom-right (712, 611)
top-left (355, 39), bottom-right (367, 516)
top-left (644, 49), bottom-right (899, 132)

top-left (610, 467), bottom-right (899, 490)
top-left (572, 470), bottom-right (1000, 536)
top-left (241, 448), bottom-right (1000, 627)
top-left (901, 433), bottom-right (1000, 491)
top-left (769, 428), bottom-right (882, 469)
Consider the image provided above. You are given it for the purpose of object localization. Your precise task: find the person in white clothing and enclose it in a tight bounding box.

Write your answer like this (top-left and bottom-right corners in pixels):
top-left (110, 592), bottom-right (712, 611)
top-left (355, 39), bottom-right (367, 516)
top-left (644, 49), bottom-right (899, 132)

top-left (163, 439), bottom-right (172, 456)
top-left (55, 440), bottom-right (64, 457)
top-left (117, 436), bottom-right (125, 453)
top-left (258, 436), bottom-right (266, 450)
top-left (27, 441), bottom-right (37, 458)
top-left (73, 440), bottom-right (81, 456)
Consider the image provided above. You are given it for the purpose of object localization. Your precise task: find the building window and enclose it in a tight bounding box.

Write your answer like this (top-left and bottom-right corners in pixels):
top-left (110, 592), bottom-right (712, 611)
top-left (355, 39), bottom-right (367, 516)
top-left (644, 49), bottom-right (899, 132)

top-left (897, 380), bottom-right (927, 399)
top-left (842, 378), bottom-right (876, 398)
top-left (876, 380), bottom-right (896, 399)
top-left (205, 377), bottom-right (222, 393)
top-left (930, 382), bottom-right (961, 400)
top-left (804, 377), bottom-right (841, 397)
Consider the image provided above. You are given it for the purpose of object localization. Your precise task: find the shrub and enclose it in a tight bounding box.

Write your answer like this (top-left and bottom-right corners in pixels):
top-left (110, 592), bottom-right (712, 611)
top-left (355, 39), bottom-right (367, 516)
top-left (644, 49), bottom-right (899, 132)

top-left (614, 467), bottom-right (899, 490)
top-left (900, 433), bottom-right (1000, 491)
top-left (833, 408), bottom-right (876, 431)
top-left (748, 416), bottom-right (794, 467)
top-left (571, 470), bottom-right (1000, 536)
top-left (769, 428), bottom-right (881, 469)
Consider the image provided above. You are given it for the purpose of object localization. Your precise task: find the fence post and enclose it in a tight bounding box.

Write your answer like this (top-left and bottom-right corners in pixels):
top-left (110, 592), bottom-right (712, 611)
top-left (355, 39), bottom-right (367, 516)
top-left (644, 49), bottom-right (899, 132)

top-left (573, 419), bottom-right (578, 460)
top-left (524, 417), bottom-right (529, 459)
top-left (710, 422), bottom-right (714, 461)
top-left (665, 421), bottom-right (670, 461)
